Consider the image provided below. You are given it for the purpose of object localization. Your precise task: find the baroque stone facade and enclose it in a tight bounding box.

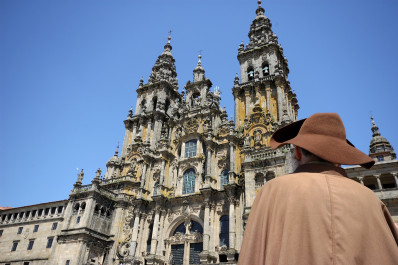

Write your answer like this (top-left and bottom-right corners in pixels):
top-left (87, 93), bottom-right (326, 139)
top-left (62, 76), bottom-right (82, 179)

top-left (1, 2), bottom-right (397, 265)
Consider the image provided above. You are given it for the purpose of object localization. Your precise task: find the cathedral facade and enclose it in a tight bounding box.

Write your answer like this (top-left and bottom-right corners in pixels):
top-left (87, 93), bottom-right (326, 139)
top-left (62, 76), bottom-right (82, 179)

top-left (0, 2), bottom-right (396, 265)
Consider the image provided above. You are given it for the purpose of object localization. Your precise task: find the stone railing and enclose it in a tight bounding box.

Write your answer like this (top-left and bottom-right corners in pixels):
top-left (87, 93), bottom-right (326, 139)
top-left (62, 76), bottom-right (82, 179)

top-left (100, 175), bottom-right (137, 185)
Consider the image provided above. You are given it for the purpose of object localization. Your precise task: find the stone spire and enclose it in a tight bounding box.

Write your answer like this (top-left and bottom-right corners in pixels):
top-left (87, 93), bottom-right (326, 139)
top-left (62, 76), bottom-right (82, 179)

top-left (193, 54), bottom-right (205, 82)
top-left (369, 116), bottom-right (396, 162)
top-left (245, 0), bottom-right (273, 50)
top-left (147, 35), bottom-right (178, 88)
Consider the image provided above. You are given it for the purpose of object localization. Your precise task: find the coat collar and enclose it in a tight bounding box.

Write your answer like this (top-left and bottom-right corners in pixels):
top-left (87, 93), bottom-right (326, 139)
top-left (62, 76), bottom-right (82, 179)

top-left (293, 162), bottom-right (348, 178)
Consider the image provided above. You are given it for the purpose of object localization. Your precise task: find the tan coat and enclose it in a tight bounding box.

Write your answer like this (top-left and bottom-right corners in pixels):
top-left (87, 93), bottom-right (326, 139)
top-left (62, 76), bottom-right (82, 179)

top-left (238, 163), bottom-right (398, 265)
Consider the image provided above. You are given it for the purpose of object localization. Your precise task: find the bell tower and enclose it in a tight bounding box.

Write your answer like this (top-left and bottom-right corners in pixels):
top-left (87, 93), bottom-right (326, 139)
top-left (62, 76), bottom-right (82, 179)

top-left (233, 1), bottom-right (300, 217)
top-left (233, 0), bottom-right (298, 130)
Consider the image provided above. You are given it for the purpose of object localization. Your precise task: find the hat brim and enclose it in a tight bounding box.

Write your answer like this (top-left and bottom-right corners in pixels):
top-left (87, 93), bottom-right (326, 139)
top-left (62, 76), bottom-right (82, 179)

top-left (270, 119), bottom-right (375, 169)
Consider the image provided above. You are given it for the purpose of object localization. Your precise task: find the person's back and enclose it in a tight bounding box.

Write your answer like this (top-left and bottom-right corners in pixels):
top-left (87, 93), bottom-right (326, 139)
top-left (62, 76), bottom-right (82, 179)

top-left (238, 113), bottom-right (398, 265)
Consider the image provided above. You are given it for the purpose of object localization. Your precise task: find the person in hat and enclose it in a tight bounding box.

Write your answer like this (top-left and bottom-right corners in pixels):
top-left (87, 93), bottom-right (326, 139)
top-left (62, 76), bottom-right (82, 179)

top-left (238, 113), bottom-right (398, 265)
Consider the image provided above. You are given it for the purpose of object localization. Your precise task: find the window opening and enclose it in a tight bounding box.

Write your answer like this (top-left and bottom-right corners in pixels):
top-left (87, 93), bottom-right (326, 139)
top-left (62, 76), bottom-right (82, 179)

top-left (174, 223), bottom-right (186, 235)
top-left (76, 216), bottom-right (81, 224)
top-left (262, 64), bottom-right (270, 76)
top-left (247, 68), bottom-right (254, 81)
top-left (221, 170), bottom-right (229, 188)
top-left (44, 208), bottom-right (49, 215)
top-left (11, 241), bottom-right (18, 251)
top-left (219, 215), bottom-right (229, 247)
top-left (51, 222), bottom-right (58, 230)
top-left (17, 227), bottom-right (23, 234)
top-left (33, 225), bottom-right (39, 232)
top-left (27, 240), bottom-right (34, 250)
top-left (183, 169), bottom-right (196, 194)
top-left (51, 207), bottom-right (56, 214)
top-left (185, 140), bottom-right (197, 158)
top-left (46, 237), bottom-right (54, 248)
top-left (146, 224), bottom-right (153, 253)
top-left (58, 206), bottom-right (63, 213)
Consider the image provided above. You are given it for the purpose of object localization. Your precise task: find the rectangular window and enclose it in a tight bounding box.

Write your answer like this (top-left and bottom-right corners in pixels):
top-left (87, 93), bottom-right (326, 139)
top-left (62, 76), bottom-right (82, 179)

top-left (38, 209), bottom-right (43, 216)
top-left (33, 224), bottom-right (39, 232)
top-left (0, 229), bottom-right (3, 236)
top-left (52, 222), bottom-right (58, 230)
top-left (46, 237), bottom-right (54, 248)
top-left (185, 140), bottom-right (197, 158)
top-left (58, 206), bottom-right (64, 213)
top-left (65, 260), bottom-right (70, 265)
top-left (76, 216), bottom-right (81, 224)
top-left (23, 262), bottom-right (30, 265)
top-left (11, 241), bottom-right (18, 251)
top-left (44, 208), bottom-right (50, 215)
top-left (26, 211), bottom-right (31, 218)
top-left (17, 227), bottom-right (23, 234)
top-left (27, 240), bottom-right (34, 250)
top-left (51, 207), bottom-right (56, 214)
top-left (32, 210), bottom-right (37, 217)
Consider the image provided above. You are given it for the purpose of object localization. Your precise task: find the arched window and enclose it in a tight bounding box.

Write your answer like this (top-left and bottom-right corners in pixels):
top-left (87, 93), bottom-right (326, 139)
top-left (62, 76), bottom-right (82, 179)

top-left (266, 172), bottom-right (275, 182)
top-left (221, 170), bottom-right (229, 188)
top-left (146, 224), bottom-right (153, 252)
top-left (219, 215), bottom-right (229, 247)
top-left (152, 97), bottom-right (158, 111)
top-left (73, 203), bottom-right (80, 212)
top-left (183, 169), bottom-right (196, 194)
top-left (247, 67), bottom-right (254, 81)
top-left (255, 173), bottom-right (265, 190)
top-left (174, 223), bottom-right (186, 235)
top-left (140, 98), bottom-right (146, 113)
top-left (80, 202), bottom-right (86, 211)
top-left (165, 98), bottom-right (170, 113)
top-left (153, 182), bottom-right (159, 196)
top-left (190, 221), bottom-right (203, 234)
top-left (185, 140), bottom-right (197, 158)
top-left (262, 63), bottom-right (270, 76)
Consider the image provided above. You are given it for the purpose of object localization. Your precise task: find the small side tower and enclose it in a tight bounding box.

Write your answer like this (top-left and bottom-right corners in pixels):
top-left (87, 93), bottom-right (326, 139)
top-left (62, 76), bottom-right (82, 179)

top-left (369, 116), bottom-right (396, 162)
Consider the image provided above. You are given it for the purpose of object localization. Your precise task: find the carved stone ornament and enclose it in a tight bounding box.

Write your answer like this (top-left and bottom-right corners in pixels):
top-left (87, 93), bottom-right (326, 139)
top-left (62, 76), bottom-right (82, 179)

top-left (122, 210), bottom-right (134, 235)
top-left (117, 233), bottom-right (132, 258)
top-left (183, 117), bottom-right (199, 133)
top-left (165, 230), bottom-right (203, 244)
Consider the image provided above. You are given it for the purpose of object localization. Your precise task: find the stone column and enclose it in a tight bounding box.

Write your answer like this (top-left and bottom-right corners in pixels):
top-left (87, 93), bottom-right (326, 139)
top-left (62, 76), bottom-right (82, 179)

top-left (276, 82), bottom-right (284, 121)
top-left (156, 211), bottom-right (165, 256)
top-left (181, 142), bottom-right (186, 159)
top-left (150, 209), bottom-right (160, 255)
top-left (131, 212), bottom-right (141, 257)
top-left (245, 90), bottom-right (250, 118)
top-left (392, 173), bottom-right (398, 187)
top-left (234, 95), bottom-right (239, 126)
top-left (105, 207), bottom-right (124, 264)
top-left (132, 123), bottom-right (137, 140)
top-left (160, 159), bottom-right (166, 185)
top-left (152, 116), bottom-right (162, 149)
top-left (375, 174), bottom-right (382, 190)
top-left (141, 164), bottom-right (147, 189)
top-left (265, 85), bottom-right (271, 113)
top-left (229, 200), bottom-right (236, 250)
top-left (121, 129), bottom-right (131, 158)
top-left (146, 119), bottom-right (152, 144)
top-left (229, 143), bottom-right (235, 183)
top-left (203, 202), bottom-right (211, 252)
top-left (207, 149), bottom-right (212, 177)
top-left (81, 198), bottom-right (94, 228)
top-left (209, 204), bottom-right (216, 253)
top-left (138, 214), bottom-right (147, 255)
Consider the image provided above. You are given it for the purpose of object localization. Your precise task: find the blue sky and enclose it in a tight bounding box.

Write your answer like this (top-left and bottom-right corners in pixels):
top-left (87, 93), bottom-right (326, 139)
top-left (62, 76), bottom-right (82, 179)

top-left (1, 0), bottom-right (397, 207)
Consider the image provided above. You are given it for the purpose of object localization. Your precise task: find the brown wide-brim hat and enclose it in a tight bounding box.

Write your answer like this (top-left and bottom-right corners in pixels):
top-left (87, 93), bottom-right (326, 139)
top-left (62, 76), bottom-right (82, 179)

top-left (270, 113), bottom-right (375, 169)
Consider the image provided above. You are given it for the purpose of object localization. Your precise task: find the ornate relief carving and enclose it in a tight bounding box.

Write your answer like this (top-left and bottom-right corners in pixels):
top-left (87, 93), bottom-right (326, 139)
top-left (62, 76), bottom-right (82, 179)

top-left (183, 117), bottom-right (199, 133)
top-left (117, 233), bottom-right (132, 258)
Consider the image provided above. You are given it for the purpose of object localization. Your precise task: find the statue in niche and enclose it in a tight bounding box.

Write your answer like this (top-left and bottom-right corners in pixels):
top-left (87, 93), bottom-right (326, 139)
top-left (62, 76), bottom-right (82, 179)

top-left (254, 130), bottom-right (263, 144)
top-left (175, 127), bottom-right (182, 139)
top-left (244, 134), bottom-right (251, 147)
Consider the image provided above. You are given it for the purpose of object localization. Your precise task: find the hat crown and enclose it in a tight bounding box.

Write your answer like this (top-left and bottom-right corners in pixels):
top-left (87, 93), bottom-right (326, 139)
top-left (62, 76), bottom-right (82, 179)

top-left (300, 113), bottom-right (346, 140)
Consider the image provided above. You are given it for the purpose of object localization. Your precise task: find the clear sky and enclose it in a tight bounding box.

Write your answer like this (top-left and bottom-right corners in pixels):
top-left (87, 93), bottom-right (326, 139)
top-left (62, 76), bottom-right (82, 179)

top-left (1, 0), bottom-right (397, 207)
